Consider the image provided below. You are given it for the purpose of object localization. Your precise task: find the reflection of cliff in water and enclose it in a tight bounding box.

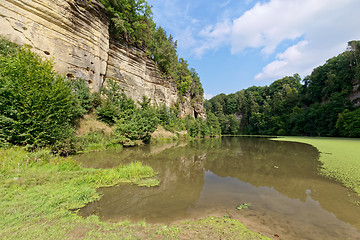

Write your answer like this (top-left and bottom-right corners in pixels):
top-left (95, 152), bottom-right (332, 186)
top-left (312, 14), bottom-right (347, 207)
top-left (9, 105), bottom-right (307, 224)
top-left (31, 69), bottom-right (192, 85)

top-left (201, 137), bottom-right (360, 229)
top-left (78, 144), bottom-right (206, 223)
top-left (76, 137), bottom-right (360, 232)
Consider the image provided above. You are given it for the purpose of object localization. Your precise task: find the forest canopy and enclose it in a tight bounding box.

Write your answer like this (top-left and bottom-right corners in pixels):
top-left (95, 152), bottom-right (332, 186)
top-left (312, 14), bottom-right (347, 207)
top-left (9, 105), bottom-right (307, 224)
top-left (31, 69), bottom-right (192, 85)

top-left (205, 41), bottom-right (360, 137)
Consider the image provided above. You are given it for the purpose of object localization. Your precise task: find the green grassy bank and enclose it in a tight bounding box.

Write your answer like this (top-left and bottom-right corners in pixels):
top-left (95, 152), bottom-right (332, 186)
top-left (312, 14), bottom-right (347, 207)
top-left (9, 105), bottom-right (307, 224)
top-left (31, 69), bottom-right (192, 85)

top-left (272, 137), bottom-right (360, 196)
top-left (0, 147), bottom-right (268, 240)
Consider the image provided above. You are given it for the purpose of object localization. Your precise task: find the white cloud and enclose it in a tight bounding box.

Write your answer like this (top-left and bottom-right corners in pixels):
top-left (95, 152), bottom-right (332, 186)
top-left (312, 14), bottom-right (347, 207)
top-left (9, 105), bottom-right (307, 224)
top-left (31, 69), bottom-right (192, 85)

top-left (195, 0), bottom-right (360, 81)
top-left (194, 20), bottom-right (232, 57)
top-left (255, 40), bottom-right (308, 80)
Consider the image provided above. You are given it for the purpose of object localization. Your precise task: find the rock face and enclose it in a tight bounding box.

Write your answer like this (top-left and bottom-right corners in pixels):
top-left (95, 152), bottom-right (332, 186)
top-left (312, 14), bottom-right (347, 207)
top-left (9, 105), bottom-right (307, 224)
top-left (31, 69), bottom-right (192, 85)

top-left (106, 41), bottom-right (178, 108)
top-left (0, 0), bottom-right (109, 92)
top-left (0, 0), bottom-right (204, 116)
top-left (350, 80), bottom-right (360, 106)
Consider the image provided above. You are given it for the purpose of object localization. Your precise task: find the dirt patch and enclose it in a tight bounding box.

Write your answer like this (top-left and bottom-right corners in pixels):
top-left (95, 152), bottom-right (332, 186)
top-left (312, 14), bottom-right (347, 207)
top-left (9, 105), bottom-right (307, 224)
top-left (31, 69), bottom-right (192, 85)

top-left (76, 114), bottom-right (113, 136)
top-left (67, 225), bottom-right (91, 239)
top-left (151, 126), bottom-right (177, 140)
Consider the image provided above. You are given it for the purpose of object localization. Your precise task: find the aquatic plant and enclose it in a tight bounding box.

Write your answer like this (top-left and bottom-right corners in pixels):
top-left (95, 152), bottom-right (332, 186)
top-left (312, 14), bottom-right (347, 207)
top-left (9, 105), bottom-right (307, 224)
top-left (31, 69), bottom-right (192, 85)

top-left (236, 203), bottom-right (251, 210)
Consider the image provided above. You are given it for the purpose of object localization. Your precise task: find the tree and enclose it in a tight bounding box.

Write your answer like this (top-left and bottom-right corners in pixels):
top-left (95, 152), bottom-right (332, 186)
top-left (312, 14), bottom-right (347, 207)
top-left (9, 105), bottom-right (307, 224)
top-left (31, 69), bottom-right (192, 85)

top-left (0, 45), bottom-right (81, 151)
top-left (336, 108), bottom-right (360, 137)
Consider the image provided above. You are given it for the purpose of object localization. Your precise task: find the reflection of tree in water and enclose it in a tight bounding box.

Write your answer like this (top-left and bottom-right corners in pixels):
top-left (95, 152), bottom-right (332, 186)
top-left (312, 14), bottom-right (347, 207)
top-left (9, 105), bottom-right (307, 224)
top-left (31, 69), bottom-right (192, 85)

top-left (204, 137), bottom-right (321, 201)
top-left (78, 137), bottom-right (360, 228)
top-left (79, 143), bottom-right (207, 223)
top-left (201, 137), bottom-right (360, 228)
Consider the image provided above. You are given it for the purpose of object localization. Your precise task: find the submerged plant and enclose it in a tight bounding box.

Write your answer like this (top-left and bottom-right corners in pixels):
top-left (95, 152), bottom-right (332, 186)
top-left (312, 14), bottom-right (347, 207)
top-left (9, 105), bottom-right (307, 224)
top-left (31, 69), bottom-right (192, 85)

top-left (236, 203), bottom-right (251, 210)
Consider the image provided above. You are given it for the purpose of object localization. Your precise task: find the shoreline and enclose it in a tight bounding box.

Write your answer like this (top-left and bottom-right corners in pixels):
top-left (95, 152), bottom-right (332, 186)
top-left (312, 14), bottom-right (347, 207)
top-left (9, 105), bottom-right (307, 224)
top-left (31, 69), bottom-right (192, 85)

top-left (270, 136), bottom-right (360, 196)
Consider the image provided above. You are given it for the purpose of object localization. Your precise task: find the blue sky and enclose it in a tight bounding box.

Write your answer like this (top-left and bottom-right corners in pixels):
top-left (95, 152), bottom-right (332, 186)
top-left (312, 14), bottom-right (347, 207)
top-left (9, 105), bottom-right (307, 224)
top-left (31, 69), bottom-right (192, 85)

top-left (147, 0), bottom-right (360, 99)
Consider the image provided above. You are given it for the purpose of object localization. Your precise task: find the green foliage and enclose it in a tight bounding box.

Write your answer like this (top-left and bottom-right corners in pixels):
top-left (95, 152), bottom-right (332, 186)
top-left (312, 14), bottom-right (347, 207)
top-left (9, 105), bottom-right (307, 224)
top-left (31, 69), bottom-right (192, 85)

top-left (91, 91), bottom-right (102, 109)
top-left (71, 78), bottom-right (93, 113)
top-left (99, 0), bottom-right (204, 102)
top-left (303, 53), bottom-right (354, 104)
top-left (205, 112), bottom-right (221, 136)
top-left (156, 104), bottom-right (185, 132)
top-left (288, 99), bottom-right (351, 137)
top-left (0, 41), bottom-right (82, 151)
top-left (96, 80), bottom-right (212, 143)
top-left (77, 130), bottom-right (122, 152)
top-left (0, 146), bottom-right (161, 239)
top-left (151, 27), bottom-right (178, 76)
top-left (206, 41), bottom-right (360, 138)
top-left (184, 113), bottom-right (221, 138)
top-left (97, 81), bottom-right (160, 143)
top-left (236, 203), bottom-right (251, 210)
top-left (185, 115), bottom-right (200, 137)
top-left (0, 38), bottom-right (18, 57)
top-left (176, 59), bottom-right (204, 99)
top-left (336, 108), bottom-right (360, 137)
top-left (205, 74), bottom-right (302, 135)
top-left (96, 79), bottom-right (136, 124)
top-left (115, 104), bottom-right (158, 143)
top-left (99, 0), bottom-right (154, 47)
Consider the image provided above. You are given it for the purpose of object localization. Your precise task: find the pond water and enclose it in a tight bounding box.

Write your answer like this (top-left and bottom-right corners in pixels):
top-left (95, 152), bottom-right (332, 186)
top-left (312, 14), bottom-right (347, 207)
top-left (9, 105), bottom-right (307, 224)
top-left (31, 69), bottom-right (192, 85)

top-left (74, 137), bottom-right (360, 239)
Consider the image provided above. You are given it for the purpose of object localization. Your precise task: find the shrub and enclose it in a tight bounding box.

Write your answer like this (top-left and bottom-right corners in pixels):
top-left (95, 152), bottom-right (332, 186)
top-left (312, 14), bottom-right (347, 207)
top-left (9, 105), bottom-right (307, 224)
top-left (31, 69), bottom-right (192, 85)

top-left (91, 91), bottom-right (102, 109)
top-left (156, 104), bottom-right (185, 132)
top-left (336, 108), bottom-right (360, 137)
top-left (115, 106), bottom-right (158, 143)
top-left (71, 78), bottom-right (92, 114)
top-left (97, 79), bottom-right (136, 125)
top-left (0, 42), bottom-right (82, 151)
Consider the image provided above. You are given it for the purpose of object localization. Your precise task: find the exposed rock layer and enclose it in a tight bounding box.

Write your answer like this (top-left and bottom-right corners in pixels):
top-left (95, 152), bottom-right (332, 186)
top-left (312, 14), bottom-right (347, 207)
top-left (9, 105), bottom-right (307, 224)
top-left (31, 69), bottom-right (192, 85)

top-left (0, 0), bottom-right (204, 116)
top-left (106, 41), bottom-right (178, 108)
top-left (350, 80), bottom-right (360, 106)
top-left (0, 0), bottom-right (109, 92)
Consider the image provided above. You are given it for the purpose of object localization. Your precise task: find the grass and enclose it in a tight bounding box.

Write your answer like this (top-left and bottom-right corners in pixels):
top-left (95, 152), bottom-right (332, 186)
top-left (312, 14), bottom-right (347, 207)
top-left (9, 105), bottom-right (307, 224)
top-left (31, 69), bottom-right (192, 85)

top-left (0, 147), bottom-right (268, 239)
top-left (77, 130), bottom-right (123, 153)
top-left (271, 136), bottom-right (360, 196)
top-left (0, 147), bottom-right (156, 239)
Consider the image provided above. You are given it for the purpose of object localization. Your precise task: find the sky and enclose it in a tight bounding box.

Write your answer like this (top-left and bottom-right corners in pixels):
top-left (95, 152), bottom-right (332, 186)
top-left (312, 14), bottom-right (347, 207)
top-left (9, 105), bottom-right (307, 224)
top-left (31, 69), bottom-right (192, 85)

top-left (147, 0), bottom-right (360, 99)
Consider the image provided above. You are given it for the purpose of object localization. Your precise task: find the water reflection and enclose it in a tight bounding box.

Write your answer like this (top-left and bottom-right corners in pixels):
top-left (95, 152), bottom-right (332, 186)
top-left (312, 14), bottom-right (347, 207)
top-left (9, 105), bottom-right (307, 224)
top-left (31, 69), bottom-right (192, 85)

top-left (75, 137), bottom-right (360, 239)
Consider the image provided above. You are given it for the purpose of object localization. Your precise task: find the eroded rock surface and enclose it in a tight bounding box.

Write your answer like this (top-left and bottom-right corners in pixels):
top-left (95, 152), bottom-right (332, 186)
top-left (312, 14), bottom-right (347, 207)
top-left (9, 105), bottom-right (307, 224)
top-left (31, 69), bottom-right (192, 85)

top-left (106, 41), bottom-right (179, 108)
top-left (0, 0), bottom-right (204, 116)
top-left (0, 0), bottom-right (109, 91)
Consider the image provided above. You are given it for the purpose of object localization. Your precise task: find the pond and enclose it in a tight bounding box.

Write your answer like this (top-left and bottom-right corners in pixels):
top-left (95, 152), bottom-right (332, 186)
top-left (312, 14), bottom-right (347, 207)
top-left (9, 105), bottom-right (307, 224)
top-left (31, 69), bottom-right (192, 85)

top-left (74, 137), bottom-right (360, 239)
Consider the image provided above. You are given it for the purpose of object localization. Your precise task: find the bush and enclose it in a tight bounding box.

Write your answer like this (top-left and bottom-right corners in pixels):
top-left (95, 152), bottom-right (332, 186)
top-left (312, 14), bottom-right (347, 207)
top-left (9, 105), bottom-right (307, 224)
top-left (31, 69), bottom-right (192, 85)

top-left (336, 108), bottom-right (360, 137)
top-left (91, 91), bottom-right (102, 109)
top-left (206, 112), bottom-right (221, 136)
top-left (97, 79), bottom-right (136, 125)
top-left (0, 42), bottom-right (82, 151)
top-left (71, 78), bottom-right (92, 114)
top-left (115, 106), bottom-right (158, 143)
top-left (156, 104), bottom-right (185, 132)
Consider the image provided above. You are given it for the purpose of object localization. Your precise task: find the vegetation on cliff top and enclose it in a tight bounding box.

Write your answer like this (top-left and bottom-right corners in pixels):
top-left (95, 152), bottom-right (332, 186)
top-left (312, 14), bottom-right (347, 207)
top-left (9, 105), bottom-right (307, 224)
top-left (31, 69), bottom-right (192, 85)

top-left (205, 41), bottom-right (360, 137)
top-left (99, 0), bottom-right (204, 101)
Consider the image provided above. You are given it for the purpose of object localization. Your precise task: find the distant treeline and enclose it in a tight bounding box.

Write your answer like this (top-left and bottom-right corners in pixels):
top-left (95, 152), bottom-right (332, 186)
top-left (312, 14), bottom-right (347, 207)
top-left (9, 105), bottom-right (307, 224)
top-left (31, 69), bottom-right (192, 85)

top-left (205, 41), bottom-right (360, 137)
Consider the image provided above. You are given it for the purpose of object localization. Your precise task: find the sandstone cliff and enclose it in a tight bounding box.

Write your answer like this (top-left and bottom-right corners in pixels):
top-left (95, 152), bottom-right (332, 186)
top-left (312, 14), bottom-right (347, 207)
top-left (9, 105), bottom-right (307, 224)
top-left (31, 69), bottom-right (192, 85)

top-left (350, 80), bottom-right (360, 106)
top-left (106, 41), bottom-right (178, 109)
top-left (0, 0), bottom-right (204, 117)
